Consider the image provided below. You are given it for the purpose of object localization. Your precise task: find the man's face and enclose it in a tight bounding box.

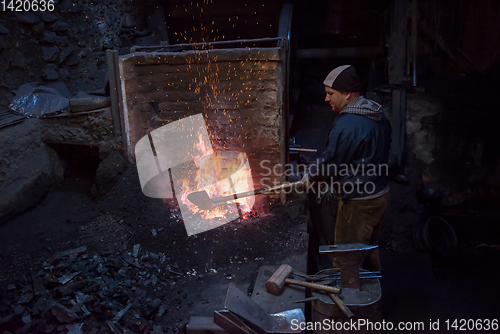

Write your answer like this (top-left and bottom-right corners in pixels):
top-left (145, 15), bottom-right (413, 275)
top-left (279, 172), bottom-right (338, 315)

top-left (325, 86), bottom-right (348, 112)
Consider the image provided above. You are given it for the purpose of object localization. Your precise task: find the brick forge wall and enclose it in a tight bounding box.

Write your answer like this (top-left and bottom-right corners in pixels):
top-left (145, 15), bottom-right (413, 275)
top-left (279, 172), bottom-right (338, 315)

top-left (119, 47), bottom-right (285, 194)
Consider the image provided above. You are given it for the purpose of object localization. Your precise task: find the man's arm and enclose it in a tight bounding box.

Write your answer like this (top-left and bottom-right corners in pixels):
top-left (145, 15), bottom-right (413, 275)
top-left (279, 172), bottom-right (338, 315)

top-left (309, 123), bottom-right (361, 182)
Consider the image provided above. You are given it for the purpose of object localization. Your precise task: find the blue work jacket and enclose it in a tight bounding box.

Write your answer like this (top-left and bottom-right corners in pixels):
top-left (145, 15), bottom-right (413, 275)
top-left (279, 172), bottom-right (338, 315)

top-left (311, 112), bottom-right (392, 200)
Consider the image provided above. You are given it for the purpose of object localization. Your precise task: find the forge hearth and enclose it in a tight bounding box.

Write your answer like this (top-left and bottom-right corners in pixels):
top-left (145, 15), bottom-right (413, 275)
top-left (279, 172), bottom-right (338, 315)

top-left (118, 42), bottom-right (288, 206)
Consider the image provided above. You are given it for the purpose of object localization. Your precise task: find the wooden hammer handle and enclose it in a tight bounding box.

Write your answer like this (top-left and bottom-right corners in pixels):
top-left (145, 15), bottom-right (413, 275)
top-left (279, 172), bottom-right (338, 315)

top-left (328, 293), bottom-right (354, 318)
top-left (285, 278), bottom-right (341, 294)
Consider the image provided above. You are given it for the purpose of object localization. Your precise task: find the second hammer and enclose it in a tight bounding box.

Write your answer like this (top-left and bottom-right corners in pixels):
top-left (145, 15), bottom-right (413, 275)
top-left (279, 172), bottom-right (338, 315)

top-left (266, 264), bottom-right (341, 295)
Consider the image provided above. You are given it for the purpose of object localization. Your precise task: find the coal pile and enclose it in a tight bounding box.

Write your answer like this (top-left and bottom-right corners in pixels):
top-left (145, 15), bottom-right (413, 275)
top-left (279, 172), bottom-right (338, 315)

top-left (0, 245), bottom-right (186, 334)
top-left (0, 164), bottom-right (309, 334)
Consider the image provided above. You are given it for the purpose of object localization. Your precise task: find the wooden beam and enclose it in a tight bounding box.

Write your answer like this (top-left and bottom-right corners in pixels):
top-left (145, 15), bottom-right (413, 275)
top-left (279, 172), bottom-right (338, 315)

top-left (388, 0), bottom-right (410, 85)
top-left (418, 12), bottom-right (483, 75)
top-left (106, 50), bottom-right (123, 142)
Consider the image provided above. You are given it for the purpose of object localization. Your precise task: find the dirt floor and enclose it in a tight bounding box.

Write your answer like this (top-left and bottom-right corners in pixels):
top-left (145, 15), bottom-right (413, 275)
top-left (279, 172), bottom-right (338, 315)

top-left (1, 151), bottom-right (500, 333)
top-left (0, 158), bottom-right (308, 333)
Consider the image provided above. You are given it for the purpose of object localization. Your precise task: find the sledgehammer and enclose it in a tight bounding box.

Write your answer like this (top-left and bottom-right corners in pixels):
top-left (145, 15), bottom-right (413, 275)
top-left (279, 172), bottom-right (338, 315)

top-left (266, 264), bottom-right (341, 295)
top-left (266, 264), bottom-right (354, 318)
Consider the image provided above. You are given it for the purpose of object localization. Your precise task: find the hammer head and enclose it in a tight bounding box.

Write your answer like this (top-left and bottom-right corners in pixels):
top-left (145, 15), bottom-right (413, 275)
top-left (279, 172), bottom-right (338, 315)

top-left (265, 264), bottom-right (293, 295)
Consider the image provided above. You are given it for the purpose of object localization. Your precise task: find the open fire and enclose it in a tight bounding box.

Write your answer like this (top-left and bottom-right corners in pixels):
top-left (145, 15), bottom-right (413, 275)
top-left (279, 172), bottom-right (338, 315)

top-left (178, 133), bottom-right (255, 221)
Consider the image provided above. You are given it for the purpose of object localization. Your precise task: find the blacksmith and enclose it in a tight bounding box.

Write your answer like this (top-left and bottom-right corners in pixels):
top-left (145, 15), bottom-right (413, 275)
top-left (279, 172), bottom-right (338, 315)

top-left (305, 65), bottom-right (391, 271)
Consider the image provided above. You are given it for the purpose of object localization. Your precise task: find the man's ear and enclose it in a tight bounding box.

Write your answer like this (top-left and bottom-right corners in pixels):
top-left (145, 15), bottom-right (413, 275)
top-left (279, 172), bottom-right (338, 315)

top-left (344, 92), bottom-right (351, 100)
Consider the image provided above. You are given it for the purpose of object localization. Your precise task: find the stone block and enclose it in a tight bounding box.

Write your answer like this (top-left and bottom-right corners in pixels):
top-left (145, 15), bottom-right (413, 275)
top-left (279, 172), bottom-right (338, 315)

top-left (91, 150), bottom-right (127, 197)
top-left (0, 119), bottom-right (64, 222)
top-left (41, 107), bottom-right (114, 145)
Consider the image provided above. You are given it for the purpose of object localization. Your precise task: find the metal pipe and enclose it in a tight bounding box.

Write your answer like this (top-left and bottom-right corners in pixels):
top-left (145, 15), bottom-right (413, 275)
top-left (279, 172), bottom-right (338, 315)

top-left (289, 147), bottom-right (317, 153)
top-left (132, 37), bottom-right (286, 52)
top-left (278, 3), bottom-right (294, 196)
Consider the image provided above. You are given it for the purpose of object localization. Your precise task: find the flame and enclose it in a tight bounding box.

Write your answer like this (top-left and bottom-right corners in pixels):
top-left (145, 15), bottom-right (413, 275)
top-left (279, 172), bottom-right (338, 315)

top-left (179, 134), bottom-right (254, 220)
top-left (165, 0), bottom-right (260, 223)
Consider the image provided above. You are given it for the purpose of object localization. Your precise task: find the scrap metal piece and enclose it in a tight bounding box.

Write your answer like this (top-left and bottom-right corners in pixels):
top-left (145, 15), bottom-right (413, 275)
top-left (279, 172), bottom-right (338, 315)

top-left (225, 283), bottom-right (270, 333)
top-left (319, 243), bottom-right (377, 289)
top-left (224, 283), bottom-right (305, 333)
top-left (214, 310), bottom-right (260, 334)
top-left (188, 315), bottom-right (235, 334)
top-left (268, 309), bottom-right (306, 329)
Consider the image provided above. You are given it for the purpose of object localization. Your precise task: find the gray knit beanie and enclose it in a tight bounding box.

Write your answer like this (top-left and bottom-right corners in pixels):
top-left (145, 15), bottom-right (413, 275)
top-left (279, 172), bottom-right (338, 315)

top-left (323, 65), bottom-right (362, 92)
